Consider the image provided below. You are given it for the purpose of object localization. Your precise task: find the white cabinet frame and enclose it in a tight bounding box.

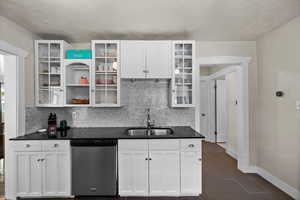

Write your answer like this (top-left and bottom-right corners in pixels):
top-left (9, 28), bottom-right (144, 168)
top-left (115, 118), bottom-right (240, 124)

top-left (170, 40), bottom-right (196, 107)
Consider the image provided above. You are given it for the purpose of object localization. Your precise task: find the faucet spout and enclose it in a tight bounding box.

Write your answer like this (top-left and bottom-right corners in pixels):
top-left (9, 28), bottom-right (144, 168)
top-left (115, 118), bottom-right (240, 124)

top-left (146, 108), bottom-right (155, 135)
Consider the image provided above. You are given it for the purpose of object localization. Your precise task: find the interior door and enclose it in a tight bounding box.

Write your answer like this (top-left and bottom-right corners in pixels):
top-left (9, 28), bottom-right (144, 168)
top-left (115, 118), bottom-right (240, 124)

top-left (121, 41), bottom-right (146, 78)
top-left (118, 151), bottom-right (149, 196)
top-left (216, 80), bottom-right (227, 143)
top-left (146, 41), bottom-right (171, 78)
top-left (200, 80), bottom-right (209, 139)
top-left (149, 151), bottom-right (180, 196)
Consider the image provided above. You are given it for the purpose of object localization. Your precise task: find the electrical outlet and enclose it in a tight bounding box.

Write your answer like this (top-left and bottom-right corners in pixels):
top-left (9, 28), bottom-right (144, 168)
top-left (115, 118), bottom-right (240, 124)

top-left (72, 111), bottom-right (78, 121)
top-left (296, 101), bottom-right (300, 110)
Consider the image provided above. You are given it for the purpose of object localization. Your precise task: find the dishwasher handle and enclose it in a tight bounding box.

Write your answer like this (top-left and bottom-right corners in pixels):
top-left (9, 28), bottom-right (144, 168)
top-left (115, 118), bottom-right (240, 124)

top-left (71, 139), bottom-right (117, 146)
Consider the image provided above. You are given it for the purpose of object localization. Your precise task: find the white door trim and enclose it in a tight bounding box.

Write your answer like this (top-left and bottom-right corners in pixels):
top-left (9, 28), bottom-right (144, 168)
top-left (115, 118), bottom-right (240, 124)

top-left (0, 40), bottom-right (28, 200)
top-left (195, 56), bottom-right (251, 173)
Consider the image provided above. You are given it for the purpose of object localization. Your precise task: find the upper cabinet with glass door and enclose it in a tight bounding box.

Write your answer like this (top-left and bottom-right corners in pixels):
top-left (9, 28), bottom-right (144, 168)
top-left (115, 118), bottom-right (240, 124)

top-left (171, 41), bottom-right (195, 107)
top-left (92, 40), bottom-right (121, 107)
top-left (35, 40), bottom-right (71, 107)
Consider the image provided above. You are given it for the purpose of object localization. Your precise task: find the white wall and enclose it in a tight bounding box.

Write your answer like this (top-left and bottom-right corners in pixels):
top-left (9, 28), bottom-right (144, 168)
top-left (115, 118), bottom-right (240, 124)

top-left (257, 16), bottom-right (300, 192)
top-left (196, 41), bottom-right (258, 165)
top-left (0, 16), bottom-right (40, 106)
top-left (226, 71), bottom-right (238, 157)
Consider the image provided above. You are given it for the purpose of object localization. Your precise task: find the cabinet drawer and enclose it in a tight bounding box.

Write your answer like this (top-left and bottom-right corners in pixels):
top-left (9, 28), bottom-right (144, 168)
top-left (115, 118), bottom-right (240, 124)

top-left (181, 139), bottom-right (202, 152)
top-left (118, 139), bottom-right (148, 151)
top-left (42, 141), bottom-right (70, 152)
top-left (13, 141), bottom-right (42, 152)
top-left (149, 139), bottom-right (179, 151)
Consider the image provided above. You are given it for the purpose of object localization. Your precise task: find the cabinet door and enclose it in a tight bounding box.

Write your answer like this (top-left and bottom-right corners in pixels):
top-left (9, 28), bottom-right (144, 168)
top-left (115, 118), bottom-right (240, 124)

top-left (118, 151), bottom-right (149, 196)
top-left (16, 152), bottom-right (43, 197)
top-left (121, 41), bottom-right (146, 78)
top-left (181, 151), bottom-right (202, 195)
top-left (36, 41), bottom-right (64, 106)
top-left (149, 151), bottom-right (180, 196)
top-left (146, 41), bottom-right (171, 79)
top-left (43, 152), bottom-right (71, 196)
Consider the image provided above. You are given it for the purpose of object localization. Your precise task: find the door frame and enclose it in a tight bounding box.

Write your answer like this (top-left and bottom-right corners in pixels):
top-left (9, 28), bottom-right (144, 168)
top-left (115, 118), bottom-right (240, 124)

top-left (0, 40), bottom-right (28, 200)
top-left (195, 56), bottom-right (251, 173)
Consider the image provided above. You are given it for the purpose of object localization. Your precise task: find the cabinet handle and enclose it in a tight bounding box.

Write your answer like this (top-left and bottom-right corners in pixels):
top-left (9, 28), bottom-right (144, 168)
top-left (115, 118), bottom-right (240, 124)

top-left (188, 144), bottom-right (195, 148)
top-left (149, 158), bottom-right (152, 160)
top-left (142, 70), bottom-right (149, 73)
top-left (145, 158), bottom-right (148, 160)
top-left (41, 158), bottom-right (45, 162)
top-left (54, 144), bottom-right (59, 147)
top-left (37, 159), bottom-right (41, 162)
top-left (26, 144), bottom-right (30, 148)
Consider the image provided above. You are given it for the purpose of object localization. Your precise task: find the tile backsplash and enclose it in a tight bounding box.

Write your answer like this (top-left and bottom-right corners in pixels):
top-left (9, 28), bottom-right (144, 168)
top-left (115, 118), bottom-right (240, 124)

top-left (26, 80), bottom-right (195, 133)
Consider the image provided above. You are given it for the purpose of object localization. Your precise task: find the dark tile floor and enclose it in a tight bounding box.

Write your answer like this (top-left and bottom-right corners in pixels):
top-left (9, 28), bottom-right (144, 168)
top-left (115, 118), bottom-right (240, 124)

top-left (20, 142), bottom-right (294, 200)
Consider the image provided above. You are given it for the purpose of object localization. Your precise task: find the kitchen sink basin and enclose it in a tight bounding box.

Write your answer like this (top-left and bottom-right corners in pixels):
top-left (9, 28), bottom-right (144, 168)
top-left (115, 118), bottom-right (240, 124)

top-left (126, 128), bottom-right (173, 136)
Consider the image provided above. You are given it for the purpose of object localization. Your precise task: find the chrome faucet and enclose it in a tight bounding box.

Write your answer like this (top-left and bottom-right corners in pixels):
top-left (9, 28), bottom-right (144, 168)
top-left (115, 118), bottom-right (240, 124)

top-left (146, 108), bottom-right (155, 133)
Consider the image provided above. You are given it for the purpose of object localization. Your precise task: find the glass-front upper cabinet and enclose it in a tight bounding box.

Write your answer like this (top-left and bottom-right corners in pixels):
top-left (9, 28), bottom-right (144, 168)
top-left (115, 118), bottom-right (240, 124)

top-left (35, 40), bottom-right (71, 107)
top-left (92, 40), bottom-right (120, 107)
top-left (171, 41), bottom-right (195, 107)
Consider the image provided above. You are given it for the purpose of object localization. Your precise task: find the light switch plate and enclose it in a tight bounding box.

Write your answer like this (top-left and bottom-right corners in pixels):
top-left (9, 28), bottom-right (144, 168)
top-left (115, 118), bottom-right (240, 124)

top-left (296, 101), bottom-right (300, 110)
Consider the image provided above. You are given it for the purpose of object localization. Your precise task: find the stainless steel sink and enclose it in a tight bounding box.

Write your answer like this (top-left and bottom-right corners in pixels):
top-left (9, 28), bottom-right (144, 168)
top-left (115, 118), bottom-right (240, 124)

top-left (126, 128), bottom-right (173, 136)
top-left (127, 129), bottom-right (148, 136)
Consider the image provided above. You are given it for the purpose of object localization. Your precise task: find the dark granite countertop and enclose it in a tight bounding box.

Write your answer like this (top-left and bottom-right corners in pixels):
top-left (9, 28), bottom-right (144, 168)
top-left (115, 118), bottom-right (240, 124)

top-left (10, 126), bottom-right (205, 140)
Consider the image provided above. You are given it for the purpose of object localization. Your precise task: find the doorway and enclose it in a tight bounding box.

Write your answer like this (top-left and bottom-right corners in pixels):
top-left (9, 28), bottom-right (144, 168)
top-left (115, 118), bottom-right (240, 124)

top-left (195, 57), bottom-right (251, 173)
top-left (200, 66), bottom-right (239, 160)
top-left (0, 40), bottom-right (27, 200)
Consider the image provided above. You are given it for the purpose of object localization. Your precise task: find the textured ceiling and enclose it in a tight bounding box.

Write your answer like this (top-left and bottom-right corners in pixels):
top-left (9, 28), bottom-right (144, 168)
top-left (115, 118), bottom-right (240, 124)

top-left (1, 0), bottom-right (300, 42)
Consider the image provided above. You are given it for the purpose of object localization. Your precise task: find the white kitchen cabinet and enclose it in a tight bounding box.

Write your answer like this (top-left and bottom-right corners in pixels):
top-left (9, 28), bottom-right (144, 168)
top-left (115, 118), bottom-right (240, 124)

top-left (118, 151), bottom-right (149, 196)
top-left (92, 40), bottom-right (121, 106)
top-left (170, 41), bottom-right (195, 107)
top-left (43, 152), bottom-right (71, 196)
top-left (14, 141), bottom-right (71, 197)
top-left (121, 41), bottom-right (146, 78)
top-left (16, 152), bottom-right (43, 197)
top-left (180, 139), bottom-right (202, 196)
top-left (145, 41), bottom-right (171, 79)
top-left (121, 41), bottom-right (172, 79)
top-left (35, 40), bottom-right (71, 107)
top-left (64, 59), bottom-right (92, 106)
top-left (149, 151), bottom-right (180, 196)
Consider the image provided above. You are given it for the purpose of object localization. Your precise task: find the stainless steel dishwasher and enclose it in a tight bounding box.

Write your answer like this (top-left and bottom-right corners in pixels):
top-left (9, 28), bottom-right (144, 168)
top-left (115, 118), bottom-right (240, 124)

top-left (71, 139), bottom-right (117, 197)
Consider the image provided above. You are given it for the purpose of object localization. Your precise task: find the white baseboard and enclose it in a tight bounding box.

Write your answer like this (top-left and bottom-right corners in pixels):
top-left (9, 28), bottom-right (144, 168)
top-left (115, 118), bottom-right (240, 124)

top-left (250, 166), bottom-right (300, 200)
top-left (226, 148), bottom-right (238, 160)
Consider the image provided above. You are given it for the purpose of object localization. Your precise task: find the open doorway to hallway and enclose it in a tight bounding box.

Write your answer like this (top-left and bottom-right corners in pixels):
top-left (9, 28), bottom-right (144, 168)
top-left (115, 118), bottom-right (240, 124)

top-left (200, 65), bottom-right (239, 160)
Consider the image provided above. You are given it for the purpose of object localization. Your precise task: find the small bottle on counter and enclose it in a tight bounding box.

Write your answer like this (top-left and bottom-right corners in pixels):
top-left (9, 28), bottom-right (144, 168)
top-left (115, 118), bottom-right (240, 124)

top-left (47, 113), bottom-right (57, 138)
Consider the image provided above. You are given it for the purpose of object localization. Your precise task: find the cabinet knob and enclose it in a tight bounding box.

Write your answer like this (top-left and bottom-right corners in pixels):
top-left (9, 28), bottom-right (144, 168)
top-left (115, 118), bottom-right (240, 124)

top-left (59, 89), bottom-right (64, 92)
top-left (145, 158), bottom-right (148, 160)
top-left (54, 144), bottom-right (59, 147)
top-left (41, 158), bottom-right (45, 162)
top-left (142, 70), bottom-right (149, 73)
top-left (149, 158), bottom-right (152, 160)
top-left (188, 144), bottom-right (195, 148)
top-left (26, 144), bottom-right (30, 148)
top-left (37, 159), bottom-right (41, 162)
top-left (198, 158), bottom-right (202, 161)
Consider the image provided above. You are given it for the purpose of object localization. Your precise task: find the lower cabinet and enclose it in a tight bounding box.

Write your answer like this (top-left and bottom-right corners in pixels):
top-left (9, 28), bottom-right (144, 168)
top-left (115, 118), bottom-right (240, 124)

top-left (181, 151), bottom-right (202, 195)
top-left (149, 151), bottom-right (180, 196)
top-left (14, 141), bottom-right (71, 197)
top-left (118, 139), bottom-right (202, 197)
top-left (118, 151), bottom-right (149, 196)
